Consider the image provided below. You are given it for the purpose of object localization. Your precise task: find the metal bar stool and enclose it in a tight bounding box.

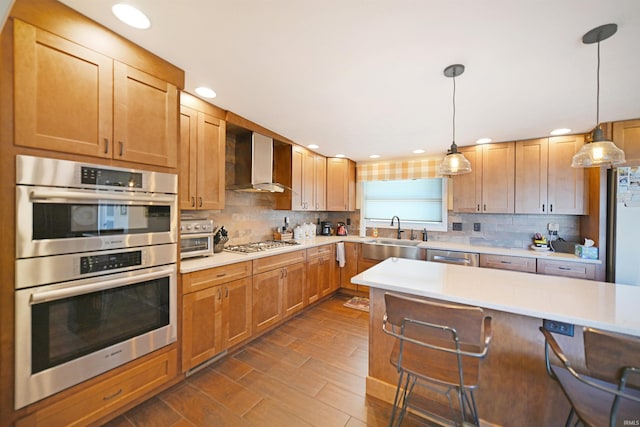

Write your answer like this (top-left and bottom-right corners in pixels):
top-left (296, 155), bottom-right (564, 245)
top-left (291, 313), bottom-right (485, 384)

top-left (382, 293), bottom-right (493, 427)
top-left (540, 326), bottom-right (640, 427)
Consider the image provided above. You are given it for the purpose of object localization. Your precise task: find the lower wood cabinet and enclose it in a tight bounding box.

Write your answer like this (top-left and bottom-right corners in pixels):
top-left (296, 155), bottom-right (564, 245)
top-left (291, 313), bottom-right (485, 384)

top-left (16, 349), bottom-right (177, 427)
top-left (182, 285), bottom-right (223, 372)
top-left (339, 242), bottom-right (359, 291)
top-left (307, 244), bottom-right (336, 303)
top-left (223, 278), bottom-right (253, 348)
top-left (537, 259), bottom-right (597, 280)
top-left (480, 254), bottom-right (537, 273)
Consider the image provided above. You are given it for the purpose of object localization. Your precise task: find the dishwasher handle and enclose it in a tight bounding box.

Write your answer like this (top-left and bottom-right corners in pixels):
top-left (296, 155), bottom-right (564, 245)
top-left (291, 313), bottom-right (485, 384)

top-left (427, 250), bottom-right (479, 267)
top-left (432, 255), bottom-right (472, 264)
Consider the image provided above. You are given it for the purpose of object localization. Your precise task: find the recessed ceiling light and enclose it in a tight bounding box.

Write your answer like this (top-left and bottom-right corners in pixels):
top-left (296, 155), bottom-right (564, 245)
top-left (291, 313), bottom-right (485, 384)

top-left (476, 138), bottom-right (492, 144)
top-left (335, 154), bottom-right (345, 158)
top-left (194, 87), bottom-right (217, 99)
top-left (112, 4), bottom-right (150, 29)
top-left (412, 149), bottom-right (425, 154)
top-left (369, 154), bottom-right (380, 159)
top-left (307, 144), bottom-right (319, 149)
top-left (550, 128), bottom-right (572, 136)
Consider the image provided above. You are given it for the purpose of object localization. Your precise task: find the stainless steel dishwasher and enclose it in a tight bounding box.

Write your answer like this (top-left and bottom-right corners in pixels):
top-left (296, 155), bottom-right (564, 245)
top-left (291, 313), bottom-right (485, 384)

top-left (426, 249), bottom-right (479, 267)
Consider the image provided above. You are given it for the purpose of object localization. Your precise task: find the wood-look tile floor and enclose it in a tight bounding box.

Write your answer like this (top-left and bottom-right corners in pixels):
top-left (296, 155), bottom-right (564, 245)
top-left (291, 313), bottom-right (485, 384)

top-left (103, 294), bottom-right (429, 427)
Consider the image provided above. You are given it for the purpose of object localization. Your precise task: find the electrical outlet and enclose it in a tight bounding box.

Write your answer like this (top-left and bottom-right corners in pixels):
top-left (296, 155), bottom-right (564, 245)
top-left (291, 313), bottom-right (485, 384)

top-left (452, 222), bottom-right (462, 231)
top-left (473, 223), bottom-right (481, 232)
top-left (543, 319), bottom-right (574, 337)
top-left (548, 223), bottom-right (559, 232)
top-left (346, 218), bottom-right (351, 226)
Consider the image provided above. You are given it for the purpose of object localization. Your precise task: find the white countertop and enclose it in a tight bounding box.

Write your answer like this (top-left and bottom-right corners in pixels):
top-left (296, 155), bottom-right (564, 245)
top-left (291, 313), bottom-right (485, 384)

top-left (351, 258), bottom-right (639, 337)
top-left (180, 235), bottom-right (598, 273)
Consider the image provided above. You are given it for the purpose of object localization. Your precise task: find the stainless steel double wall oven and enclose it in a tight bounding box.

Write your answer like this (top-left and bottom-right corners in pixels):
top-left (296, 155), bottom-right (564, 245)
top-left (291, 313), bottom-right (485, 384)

top-left (14, 155), bottom-right (178, 409)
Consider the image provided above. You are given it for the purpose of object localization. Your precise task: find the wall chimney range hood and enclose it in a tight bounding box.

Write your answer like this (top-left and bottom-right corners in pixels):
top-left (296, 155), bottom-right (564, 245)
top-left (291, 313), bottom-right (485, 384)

top-left (230, 132), bottom-right (286, 193)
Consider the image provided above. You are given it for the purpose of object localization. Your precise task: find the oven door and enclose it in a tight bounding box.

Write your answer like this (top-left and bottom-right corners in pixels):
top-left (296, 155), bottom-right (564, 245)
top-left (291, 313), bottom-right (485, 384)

top-left (16, 185), bottom-right (177, 258)
top-left (180, 233), bottom-right (214, 259)
top-left (14, 265), bottom-right (177, 409)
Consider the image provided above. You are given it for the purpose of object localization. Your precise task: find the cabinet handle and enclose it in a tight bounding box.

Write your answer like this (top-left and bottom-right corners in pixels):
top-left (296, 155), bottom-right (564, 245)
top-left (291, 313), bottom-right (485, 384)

top-left (225, 287), bottom-right (229, 298)
top-left (104, 138), bottom-right (109, 154)
top-left (483, 204), bottom-right (487, 211)
top-left (558, 266), bottom-right (572, 271)
top-left (500, 261), bottom-right (512, 264)
top-left (119, 141), bottom-right (124, 156)
top-left (550, 204), bottom-right (553, 213)
top-left (199, 197), bottom-right (203, 207)
top-left (542, 204), bottom-right (545, 212)
top-left (477, 204), bottom-right (480, 212)
top-left (216, 273), bottom-right (226, 278)
top-left (103, 388), bottom-right (123, 401)
top-left (191, 197), bottom-right (195, 207)
top-left (218, 288), bottom-right (222, 300)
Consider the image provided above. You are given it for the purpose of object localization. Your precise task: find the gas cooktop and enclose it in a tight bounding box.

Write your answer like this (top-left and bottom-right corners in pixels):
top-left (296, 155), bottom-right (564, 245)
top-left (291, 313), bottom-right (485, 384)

top-left (224, 240), bottom-right (300, 254)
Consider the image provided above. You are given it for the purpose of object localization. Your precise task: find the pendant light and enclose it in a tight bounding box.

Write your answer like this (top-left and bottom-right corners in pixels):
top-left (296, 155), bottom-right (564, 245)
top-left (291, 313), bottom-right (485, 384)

top-left (571, 24), bottom-right (625, 168)
top-left (439, 64), bottom-right (472, 176)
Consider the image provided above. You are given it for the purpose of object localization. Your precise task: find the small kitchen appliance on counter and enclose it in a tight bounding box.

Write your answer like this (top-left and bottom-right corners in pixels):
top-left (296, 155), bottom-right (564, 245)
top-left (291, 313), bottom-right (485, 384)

top-left (180, 219), bottom-right (215, 259)
top-left (320, 221), bottom-right (333, 236)
top-left (336, 222), bottom-right (348, 236)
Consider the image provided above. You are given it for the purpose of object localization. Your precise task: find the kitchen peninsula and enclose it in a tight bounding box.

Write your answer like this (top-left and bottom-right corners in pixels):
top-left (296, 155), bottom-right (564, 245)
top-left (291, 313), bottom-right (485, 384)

top-left (352, 257), bottom-right (640, 427)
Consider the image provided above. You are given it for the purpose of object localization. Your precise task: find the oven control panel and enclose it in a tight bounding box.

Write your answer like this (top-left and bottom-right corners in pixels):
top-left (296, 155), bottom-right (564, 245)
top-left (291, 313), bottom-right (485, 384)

top-left (80, 251), bottom-right (143, 274)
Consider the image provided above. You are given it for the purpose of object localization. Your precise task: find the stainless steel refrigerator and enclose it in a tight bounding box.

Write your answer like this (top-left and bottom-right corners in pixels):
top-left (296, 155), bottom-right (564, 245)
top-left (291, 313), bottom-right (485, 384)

top-left (607, 166), bottom-right (640, 285)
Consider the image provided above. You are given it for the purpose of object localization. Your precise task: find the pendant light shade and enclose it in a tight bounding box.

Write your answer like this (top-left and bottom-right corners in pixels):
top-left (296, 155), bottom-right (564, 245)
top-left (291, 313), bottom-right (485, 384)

top-left (439, 64), bottom-right (472, 176)
top-left (571, 24), bottom-right (625, 168)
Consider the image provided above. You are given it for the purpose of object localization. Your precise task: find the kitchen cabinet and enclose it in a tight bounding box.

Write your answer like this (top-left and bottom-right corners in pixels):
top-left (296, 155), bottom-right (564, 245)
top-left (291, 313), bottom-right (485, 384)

top-left (326, 157), bottom-right (357, 211)
top-left (613, 118), bottom-right (640, 166)
top-left (307, 244), bottom-right (336, 303)
top-left (252, 250), bottom-right (306, 334)
top-left (179, 93), bottom-right (226, 210)
top-left (274, 144), bottom-right (326, 211)
top-left (452, 142), bottom-right (515, 213)
top-left (181, 261), bottom-right (252, 371)
top-left (516, 136), bottom-right (588, 214)
top-left (537, 259), bottom-right (596, 280)
top-left (14, 20), bottom-right (178, 168)
top-left (15, 349), bottom-right (177, 427)
top-left (340, 242), bottom-right (359, 291)
top-left (479, 254), bottom-right (536, 273)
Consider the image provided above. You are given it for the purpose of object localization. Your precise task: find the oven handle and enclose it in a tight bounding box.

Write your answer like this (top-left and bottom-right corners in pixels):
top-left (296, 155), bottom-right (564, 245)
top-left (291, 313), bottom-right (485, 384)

top-left (30, 267), bottom-right (174, 304)
top-left (29, 189), bottom-right (175, 204)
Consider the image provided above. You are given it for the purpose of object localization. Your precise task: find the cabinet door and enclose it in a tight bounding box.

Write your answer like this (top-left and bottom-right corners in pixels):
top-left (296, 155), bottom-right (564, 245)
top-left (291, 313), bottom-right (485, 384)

top-left (283, 262), bottom-right (306, 317)
top-left (197, 113), bottom-right (226, 210)
top-left (290, 146), bottom-right (306, 210)
top-left (515, 138), bottom-right (548, 214)
top-left (537, 259), bottom-right (596, 280)
top-left (252, 269), bottom-right (283, 334)
top-left (327, 158), bottom-right (356, 211)
top-left (318, 252), bottom-right (335, 297)
top-left (452, 145), bottom-right (482, 213)
top-left (14, 20), bottom-right (113, 158)
top-left (480, 254), bottom-right (536, 273)
top-left (482, 142), bottom-right (514, 213)
top-left (314, 154), bottom-right (327, 210)
top-left (306, 257), bottom-right (321, 304)
top-left (548, 135), bottom-right (587, 214)
top-left (182, 286), bottom-right (223, 372)
top-left (613, 119), bottom-right (640, 165)
top-left (179, 106), bottom-right (198, 209)
top-left (113, 62), bottom-right (178, 168)
top-left (340, 242), bottom-right (359, 290)
top-left (222, 277), bottom-right (252, 348)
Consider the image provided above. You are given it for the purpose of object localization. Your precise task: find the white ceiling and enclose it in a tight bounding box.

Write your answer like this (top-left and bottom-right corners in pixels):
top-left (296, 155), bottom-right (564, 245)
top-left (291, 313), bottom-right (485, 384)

top-left (51, 1), bottom-right (640, 162)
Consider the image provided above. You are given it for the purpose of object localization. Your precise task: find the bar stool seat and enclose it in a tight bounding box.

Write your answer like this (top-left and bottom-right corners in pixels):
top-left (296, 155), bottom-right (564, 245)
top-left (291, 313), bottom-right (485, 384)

top-left (541, 326), bottom-right (640, 427)
top-left (382, 293), bottom-right (493, 427)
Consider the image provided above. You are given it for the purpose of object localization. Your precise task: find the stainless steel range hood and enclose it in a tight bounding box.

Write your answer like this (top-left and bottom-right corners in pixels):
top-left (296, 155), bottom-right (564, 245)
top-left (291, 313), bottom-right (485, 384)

top-left (230, 132), bottom-right (286, 193)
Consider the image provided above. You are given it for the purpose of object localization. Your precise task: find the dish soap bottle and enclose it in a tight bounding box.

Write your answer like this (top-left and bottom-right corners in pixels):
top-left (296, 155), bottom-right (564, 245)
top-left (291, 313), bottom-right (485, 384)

top-left (422, 228), bottom-right (428, 241)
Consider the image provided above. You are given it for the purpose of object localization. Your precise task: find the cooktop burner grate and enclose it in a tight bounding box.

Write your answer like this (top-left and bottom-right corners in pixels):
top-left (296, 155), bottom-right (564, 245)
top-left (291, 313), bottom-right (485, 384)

top-left (224, 240), bottom-right (300, 254)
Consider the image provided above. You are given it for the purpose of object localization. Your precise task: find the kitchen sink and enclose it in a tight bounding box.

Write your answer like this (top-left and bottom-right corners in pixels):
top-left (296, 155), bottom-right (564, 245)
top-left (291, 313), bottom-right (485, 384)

top-left (362, 239), bottom-right (425, 260)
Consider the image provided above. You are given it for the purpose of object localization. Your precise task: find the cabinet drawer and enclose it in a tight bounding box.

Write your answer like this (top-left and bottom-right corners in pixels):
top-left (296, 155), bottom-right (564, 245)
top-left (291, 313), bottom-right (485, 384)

top-left (306, 244), bottom-right (334, 259)
top-left (537, 259), bottom-right (596, 280)
top-left (480, 254), bottom-right (536, 273)
top-left (183, 261), bottom-right (252, 294)
top-left (253, 250), bottom-right (306, 274)
top-left (17, 349), bottom-right (177, 427)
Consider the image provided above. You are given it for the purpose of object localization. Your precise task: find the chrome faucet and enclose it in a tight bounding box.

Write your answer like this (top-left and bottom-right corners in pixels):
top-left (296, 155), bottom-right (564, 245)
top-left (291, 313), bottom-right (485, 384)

top-left (390, 216), bottom-right (403, 239)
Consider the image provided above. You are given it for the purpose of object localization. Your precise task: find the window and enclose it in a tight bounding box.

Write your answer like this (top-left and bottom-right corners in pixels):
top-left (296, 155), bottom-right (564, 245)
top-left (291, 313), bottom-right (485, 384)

top-left (362, 178), bottom-right (447, 232)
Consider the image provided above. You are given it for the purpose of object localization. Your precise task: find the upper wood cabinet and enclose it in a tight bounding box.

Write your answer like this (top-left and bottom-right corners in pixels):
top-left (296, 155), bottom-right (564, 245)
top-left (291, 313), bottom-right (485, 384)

top-left (613, 119), bottom-right (640, 166)
top-left (452, 142), bottom-right (514, 213)
top-left (274, 144), bottom-right (326, 211)
top-left (326, 157), bottom-right (356, 211)
top-left (179, 93), bottom-right (226, 210)
top-left (515, 135), bottom-right (588, 215)
top-left (13, 19), bottom-right (178, 168)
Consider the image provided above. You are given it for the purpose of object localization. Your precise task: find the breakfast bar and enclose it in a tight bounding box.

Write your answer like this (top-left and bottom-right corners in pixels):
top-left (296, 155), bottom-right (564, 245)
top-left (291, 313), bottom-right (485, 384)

top-left (351, 258), bottom-right (640, 427)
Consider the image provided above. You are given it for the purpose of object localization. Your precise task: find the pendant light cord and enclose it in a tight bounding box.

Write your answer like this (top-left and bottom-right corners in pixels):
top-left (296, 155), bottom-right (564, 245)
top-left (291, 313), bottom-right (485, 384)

top-left (596, 40), bottom-right (601, 125)
top-left (452, 73), bottom-right (456, 144)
